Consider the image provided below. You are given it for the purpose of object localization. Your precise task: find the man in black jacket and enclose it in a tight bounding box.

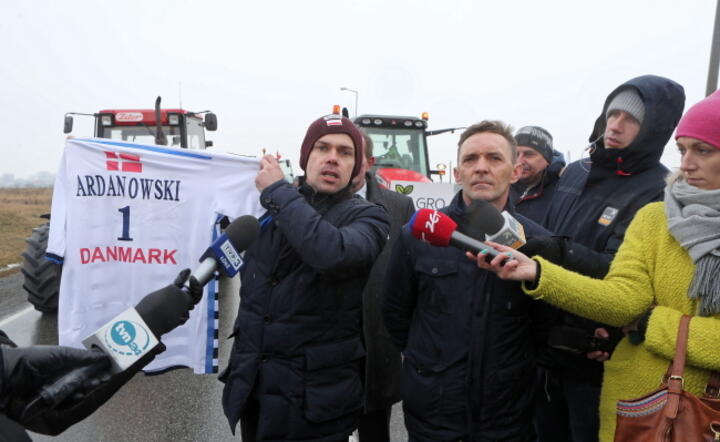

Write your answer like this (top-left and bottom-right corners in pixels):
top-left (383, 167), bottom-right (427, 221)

top-left (509, 126), bottom-right (565, 224)
top-left (382, 120), bottom-right (555, 442)
top-left (220, 114), bottom-right (390, 442)
top-left (351, 132), bottom-right (415, 442)
top-left (528, 75), bottom-right (685, 442)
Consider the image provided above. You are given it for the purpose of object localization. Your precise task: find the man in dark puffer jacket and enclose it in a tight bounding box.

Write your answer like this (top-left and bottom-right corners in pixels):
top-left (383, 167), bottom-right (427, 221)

top-left (528, 75), bottom-right (685, 442)
top-left (220, 114), bottom-right (390, 442)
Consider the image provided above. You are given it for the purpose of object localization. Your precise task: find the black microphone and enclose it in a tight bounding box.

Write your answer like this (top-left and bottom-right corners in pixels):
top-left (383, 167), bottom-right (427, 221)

top-left (186, 214), bottom-right (260, 287)
top-left (83, 214), bottom-right (260, 373)
top-left (23, 216), bottom-right (260, 418)
top-left (465, 199), bottom-right (526, 249)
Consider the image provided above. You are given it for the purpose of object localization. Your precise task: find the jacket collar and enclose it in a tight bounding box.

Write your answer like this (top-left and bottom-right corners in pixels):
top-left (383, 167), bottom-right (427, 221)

top-left (297, 177), bottom-right (352, 215)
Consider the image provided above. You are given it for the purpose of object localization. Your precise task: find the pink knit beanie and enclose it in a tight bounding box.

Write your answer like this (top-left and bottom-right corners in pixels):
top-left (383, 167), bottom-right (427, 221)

top-left (675, 90), bottom-right (720, 149)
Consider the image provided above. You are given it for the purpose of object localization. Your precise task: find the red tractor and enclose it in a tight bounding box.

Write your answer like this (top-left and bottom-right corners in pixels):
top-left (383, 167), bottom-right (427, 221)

top-left (351, 111), bottom-right (462, 190)
top-left (22, 97), bottom-right (217, 313)
top-left (63, 97), bottom-right (217, 148)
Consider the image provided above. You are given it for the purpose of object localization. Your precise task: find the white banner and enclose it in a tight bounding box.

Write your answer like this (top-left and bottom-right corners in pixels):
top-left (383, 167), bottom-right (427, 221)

top-left (390, 180), bottom-right (456, 210)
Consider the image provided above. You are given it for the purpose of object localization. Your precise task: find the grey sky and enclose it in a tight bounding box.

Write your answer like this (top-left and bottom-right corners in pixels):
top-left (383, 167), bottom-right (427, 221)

top-left (0, 0), bottom-right (715, 179)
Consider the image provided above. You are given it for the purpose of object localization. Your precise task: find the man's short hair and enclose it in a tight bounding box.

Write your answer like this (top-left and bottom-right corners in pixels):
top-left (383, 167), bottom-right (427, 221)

top-left (360, 130), bottom-right (374, 160)
top-left (457, 120), bottom-right (517, 163)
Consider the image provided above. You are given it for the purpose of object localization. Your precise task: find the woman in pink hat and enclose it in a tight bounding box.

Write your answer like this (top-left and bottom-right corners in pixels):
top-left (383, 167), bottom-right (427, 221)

top-left (472, 92), bottom-right (720, 441)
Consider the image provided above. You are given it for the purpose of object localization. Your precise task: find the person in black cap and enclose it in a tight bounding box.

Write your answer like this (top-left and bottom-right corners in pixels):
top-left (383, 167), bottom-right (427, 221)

top-left (220, 113), bottom-right (389, 442)
top-left (509, 126), bottom-right (565, 223)
top-left (521, 76), bottom-right (685, 442)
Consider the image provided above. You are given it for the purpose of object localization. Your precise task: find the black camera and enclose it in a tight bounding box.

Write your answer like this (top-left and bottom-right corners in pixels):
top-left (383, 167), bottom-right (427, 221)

top-left (547, 326), bottom-right (614, 355)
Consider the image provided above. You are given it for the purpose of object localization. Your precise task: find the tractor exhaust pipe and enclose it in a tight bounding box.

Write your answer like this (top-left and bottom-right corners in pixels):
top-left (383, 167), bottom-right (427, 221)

top-left (154, 96), bottom-right (167, 146)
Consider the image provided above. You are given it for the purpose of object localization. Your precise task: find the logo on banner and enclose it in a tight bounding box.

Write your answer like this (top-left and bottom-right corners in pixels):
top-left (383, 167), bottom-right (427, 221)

top-left (106, 151), bottom-right (143, 173)
top-left (395, 184), bottom-right (415, 195)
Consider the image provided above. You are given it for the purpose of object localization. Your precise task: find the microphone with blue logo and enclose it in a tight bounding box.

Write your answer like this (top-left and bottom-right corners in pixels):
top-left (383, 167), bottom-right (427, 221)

top-left (81, 214), bottom-right (260, 373)
top-left (20, 215), bottom-right (260, 427)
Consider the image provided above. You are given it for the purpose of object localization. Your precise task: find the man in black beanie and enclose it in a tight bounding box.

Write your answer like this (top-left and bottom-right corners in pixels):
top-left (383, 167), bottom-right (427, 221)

top-left (220, 113), bottom-right (390, 442)
top-left (509, 125), bottom-right (565, 223)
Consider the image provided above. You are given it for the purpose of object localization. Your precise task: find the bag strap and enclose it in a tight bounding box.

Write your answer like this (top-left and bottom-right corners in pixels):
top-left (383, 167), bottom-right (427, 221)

top-left (664, 315), bottom-right (691, 421)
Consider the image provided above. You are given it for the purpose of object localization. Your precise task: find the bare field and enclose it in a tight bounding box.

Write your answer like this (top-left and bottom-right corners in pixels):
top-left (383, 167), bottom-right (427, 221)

top-left (0, 187), bottom-right (53, 272)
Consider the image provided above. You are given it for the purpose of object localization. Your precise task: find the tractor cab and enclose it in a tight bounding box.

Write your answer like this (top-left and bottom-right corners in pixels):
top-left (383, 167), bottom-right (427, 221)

top-left (353, 113), bottom-right (433, 189)
top-left (63, 97), bottom-right (217, 150)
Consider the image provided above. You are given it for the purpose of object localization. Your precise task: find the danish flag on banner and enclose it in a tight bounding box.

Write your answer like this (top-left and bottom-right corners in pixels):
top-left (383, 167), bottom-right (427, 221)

top-left (105, 152), bottom-right (142, 173)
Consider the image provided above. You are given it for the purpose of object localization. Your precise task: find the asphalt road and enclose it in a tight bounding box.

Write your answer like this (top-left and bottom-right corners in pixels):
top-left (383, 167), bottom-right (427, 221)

top-left (0, 273), bottom-right (409, 442)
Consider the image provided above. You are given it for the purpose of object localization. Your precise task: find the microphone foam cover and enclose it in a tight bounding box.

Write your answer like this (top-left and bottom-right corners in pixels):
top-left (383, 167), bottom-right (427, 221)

top-left (410, 209), bottom-right (457, 246)
top-left (466, 199), bottom-right (504, 236)
top-left (225, 215), bottom-right (260, 251)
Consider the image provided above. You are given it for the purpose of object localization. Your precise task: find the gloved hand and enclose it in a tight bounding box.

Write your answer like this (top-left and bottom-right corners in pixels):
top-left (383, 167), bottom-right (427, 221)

top-left (17, 344), bottom-right (163, 436)
top-left (134, 268), bottom-right (203, 337)
top-left (0, 344), bottom-right (110, 422)
top-left (519, 236), bottom-right (567, 264)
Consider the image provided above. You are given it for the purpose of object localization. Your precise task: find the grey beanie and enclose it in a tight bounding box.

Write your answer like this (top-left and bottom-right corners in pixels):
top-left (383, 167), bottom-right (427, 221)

top-left (515, 126), bottom-right (553, 164)
top-left (606, 88), bottom-right (645, 125)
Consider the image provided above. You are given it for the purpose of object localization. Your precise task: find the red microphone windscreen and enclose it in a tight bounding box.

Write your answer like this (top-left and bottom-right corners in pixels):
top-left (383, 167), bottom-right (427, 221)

top-left (410, 209), bottom-right (457, 246)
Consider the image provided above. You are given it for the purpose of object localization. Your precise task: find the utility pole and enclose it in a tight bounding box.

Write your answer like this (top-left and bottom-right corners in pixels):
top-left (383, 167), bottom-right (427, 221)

top-left (706, 0), bottom-right (720, 96)
top-left (340, 87), bottom-right (359, 117)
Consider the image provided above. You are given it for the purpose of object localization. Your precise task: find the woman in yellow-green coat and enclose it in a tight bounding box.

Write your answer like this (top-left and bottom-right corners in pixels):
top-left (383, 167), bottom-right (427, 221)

top-left (474, 91), bottom-right (720, 441)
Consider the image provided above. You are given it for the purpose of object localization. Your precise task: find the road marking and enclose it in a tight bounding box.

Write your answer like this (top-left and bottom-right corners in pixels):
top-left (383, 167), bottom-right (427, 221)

top-left (0, 263), bottom-right (20, 272)
top-left (0, 305), bottom-right (35, 327)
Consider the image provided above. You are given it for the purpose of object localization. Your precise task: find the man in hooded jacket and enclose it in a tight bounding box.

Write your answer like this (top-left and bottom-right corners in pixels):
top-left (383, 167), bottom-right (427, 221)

top-left (526, 75), bottom-right (685, 441)
top-left (219, 114), bottom-right (390, 442)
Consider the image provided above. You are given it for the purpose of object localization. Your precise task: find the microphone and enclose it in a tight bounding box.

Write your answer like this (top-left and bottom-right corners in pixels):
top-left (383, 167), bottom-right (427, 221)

top-left (17, 216), bottom-right (261, 430)
top-left (465, 199), bottom-right (526, 249)
top-left (409, 208), bottom-right (510, 260)
top-left (82, 214), bottom-right (260, 374)
top-left (187, 215), bottom-right (260, 287)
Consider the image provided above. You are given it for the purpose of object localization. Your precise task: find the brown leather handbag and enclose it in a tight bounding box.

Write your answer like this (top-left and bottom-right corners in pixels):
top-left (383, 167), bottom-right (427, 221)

top-left (614, 315), bottom-right (720, 441)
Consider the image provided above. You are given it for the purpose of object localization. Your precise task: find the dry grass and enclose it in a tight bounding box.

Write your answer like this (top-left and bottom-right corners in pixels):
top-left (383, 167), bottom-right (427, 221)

top-left (0, 188), bottom-right (53, 273)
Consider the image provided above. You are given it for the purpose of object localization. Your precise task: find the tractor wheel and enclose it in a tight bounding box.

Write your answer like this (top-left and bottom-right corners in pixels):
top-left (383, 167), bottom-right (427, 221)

top-left (21, 223), bottom-right (61, 313)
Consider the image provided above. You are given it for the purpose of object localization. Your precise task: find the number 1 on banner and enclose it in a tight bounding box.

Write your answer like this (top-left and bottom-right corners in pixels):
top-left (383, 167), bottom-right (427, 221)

top-left (118, 206), bottom-right (133, 241)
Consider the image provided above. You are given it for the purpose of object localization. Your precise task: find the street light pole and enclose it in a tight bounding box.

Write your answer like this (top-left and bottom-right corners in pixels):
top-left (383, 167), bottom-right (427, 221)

top-left (340, 87), bottom-right (359, 117)
top-left (707, 0), bottom-right (720, 96)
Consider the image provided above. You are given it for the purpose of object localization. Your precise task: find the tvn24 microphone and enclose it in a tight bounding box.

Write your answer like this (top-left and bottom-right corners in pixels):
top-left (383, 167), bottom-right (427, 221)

top-left (465, 199), bottom-right (526, 249)
top-left (83, 214), bottom-right (260, 374)
top-left (18, 215), bottom-right (260, 426)
top-left (409, 208), bottom-right (511, 261)
top-left (21, 215), bottom-right (261, 421)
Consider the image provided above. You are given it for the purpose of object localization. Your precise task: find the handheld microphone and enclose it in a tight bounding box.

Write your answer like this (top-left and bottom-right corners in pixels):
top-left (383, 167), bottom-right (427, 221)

top-left (409, 209), bottom-right (510, 260)
top-left (82, 214), bottom-right (260, 374)
top-left (465, 199), bottom-right (526, 249)
top-left (19, 216), bottom-right (261, 430)
top-left (187, 215), bottom-right (260, 287)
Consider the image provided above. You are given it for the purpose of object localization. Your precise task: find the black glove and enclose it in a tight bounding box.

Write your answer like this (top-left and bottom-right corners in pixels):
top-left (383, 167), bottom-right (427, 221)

top-left (0, 344), bottom-right (110, 422)
top-left (627, 308), bottom-right (654, 345)
top-left (134, 268), bottom-right (202, 337)
top-left (519, 236), bottom-right (566, 263)
top-left (18, 344), bottom-right (163, 436)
